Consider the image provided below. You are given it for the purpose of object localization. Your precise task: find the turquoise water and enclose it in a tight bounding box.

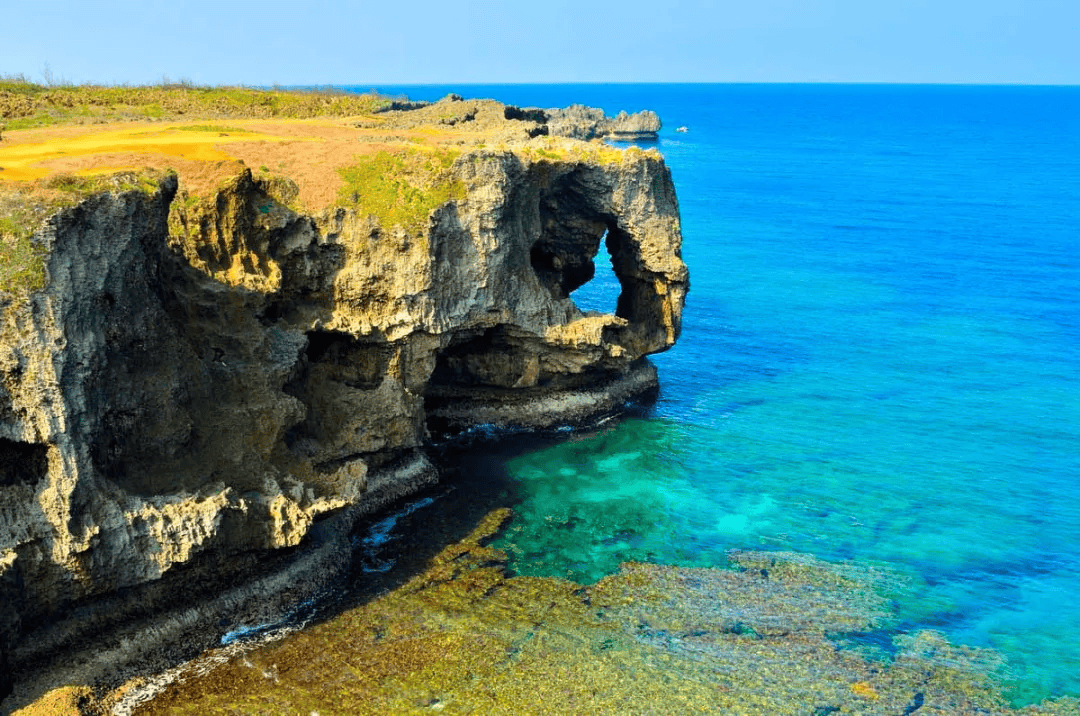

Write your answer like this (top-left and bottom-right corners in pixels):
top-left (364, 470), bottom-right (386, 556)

top-left (365, 84), bottom-right (1080, 703)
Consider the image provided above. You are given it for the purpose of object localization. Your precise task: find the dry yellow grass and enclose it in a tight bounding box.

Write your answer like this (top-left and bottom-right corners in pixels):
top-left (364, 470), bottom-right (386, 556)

top-left (0, 121), bottom-right (296, 180)
top-left (9, 685), bottom-right (90, 716)
top-left (0, 92), bottom-right (612, 212)
top-left (0, 117), bottom-right (484, 210)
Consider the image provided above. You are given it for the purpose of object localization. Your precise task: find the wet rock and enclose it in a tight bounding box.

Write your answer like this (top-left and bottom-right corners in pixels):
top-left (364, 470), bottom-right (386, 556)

top-left (104, 516), bottom-right (1070, 716)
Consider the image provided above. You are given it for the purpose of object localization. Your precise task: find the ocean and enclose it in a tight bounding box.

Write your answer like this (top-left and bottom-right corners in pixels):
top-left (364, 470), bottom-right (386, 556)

top-left (142, 84), bottom-right (1080, 711)
top-left (353, 83), bottom-right (1080, 704)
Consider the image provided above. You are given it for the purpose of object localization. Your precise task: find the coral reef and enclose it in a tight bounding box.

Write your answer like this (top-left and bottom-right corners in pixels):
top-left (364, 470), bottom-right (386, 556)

top-left (105, 509), bottom-right (1080, 716)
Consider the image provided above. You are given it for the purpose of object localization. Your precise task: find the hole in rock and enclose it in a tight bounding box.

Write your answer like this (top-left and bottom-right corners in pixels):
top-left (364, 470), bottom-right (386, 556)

top-left (529, 241), bottom-right (595, 300)
top-left (428, 326), bottom-right (523, 389)
top-left (0, 438), bottom-right (48, 488)
top-left (569, 230), bottom-right (621, 316)
top-left (260, 301), bottom-right (284, 325)
top-left (303, 330), bottom-right (389, 390)
top-left (528, 171), bottom-right (639, 322)
top-left (304, 330), bottom-right (354, 363)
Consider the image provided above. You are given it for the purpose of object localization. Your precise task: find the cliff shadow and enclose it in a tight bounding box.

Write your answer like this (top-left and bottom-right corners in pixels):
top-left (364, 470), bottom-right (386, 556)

top-left (216, 401), bottom-right (662, 644)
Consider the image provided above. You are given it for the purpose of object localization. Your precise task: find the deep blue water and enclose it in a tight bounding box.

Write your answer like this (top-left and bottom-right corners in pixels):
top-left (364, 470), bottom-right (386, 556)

top-left (357, 84), bottom-right (1080, 703)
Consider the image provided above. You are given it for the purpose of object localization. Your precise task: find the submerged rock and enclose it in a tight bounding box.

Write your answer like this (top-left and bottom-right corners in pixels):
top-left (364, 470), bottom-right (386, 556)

top-left (95, 510), bottom-right (1078, 716)
top-left (0, 109), bottom-right (687, 705)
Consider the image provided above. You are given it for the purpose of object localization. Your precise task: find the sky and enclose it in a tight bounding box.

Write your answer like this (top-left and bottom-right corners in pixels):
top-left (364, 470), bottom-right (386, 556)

top-left (3, 0), bottom-right (1078, 86)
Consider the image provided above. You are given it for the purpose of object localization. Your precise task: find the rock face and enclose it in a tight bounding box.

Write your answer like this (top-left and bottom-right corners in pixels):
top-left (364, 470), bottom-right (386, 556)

top-left (606, 109), bottom-right (664, 141)
top-left (545, 105), bottom-right (663, 141)
top-left (0, 136), bottom-right (686, 698)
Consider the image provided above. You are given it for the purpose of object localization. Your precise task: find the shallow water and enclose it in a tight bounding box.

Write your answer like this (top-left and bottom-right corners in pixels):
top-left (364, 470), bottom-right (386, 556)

top-left (111, 84), bottom-right (1080, 711)
top-left (358, 83), bottom-right (1080, 704)
top-left (136, 504), bottom-right (1072, 716)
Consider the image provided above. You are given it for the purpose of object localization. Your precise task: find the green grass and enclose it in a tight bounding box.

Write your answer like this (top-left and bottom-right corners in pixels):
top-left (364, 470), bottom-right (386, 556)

top-left (42, 170), bottom-right (165, 197)
top-left (4, 113), bottom-right (67, 131)
top-left (0, 211), bottom-right (47, 295)
top-left (518, 140), bottom-right (657, 167)
top-left (0, 169), bottom-right (171, 296)
top-left (336, 149), bottom-right (464, 234)
top-left (0, 80), bottom-right (392, 130)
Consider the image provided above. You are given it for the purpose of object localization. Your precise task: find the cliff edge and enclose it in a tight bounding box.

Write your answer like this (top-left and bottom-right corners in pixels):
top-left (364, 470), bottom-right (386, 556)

top-left (0, 93), bottom-right (686, 705)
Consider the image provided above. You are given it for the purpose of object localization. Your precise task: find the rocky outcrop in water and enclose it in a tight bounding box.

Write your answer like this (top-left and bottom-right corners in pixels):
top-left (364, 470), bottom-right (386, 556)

top-left (0, 130), bottom-right (686, 703)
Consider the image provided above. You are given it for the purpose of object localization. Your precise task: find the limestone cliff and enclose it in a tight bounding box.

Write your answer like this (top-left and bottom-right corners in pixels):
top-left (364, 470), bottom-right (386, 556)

top-left (0, 118), bottom-right (686, 701)
top-left (545, 105), bottom-right (663, 142)
top-left (378, 98), bottom-right (662, 142)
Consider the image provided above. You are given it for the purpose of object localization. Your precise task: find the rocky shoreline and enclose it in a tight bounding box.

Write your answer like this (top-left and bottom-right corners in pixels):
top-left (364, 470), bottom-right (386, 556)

top-left (3, 374), bottom-right (665, 713)
top-left (68, 503), bottom-right (1080, 716)
top-left (382, 97), bottom-right (663, 142)
top-left (0, 93), bottom-right (686, 711)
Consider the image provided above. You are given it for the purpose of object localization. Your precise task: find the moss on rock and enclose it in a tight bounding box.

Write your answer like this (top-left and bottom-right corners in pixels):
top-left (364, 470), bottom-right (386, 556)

top-left (125, 509), bottom-right (1080, 716)
top-left (335, 148), bottom-right (465, 235)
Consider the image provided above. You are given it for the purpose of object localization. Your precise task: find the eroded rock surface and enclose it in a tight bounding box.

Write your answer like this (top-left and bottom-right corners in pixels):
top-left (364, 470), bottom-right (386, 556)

top-left (364, 97), bottom-right (664, 143)
top-left (0, 118), bottom-right (686, 703)
top-left (545, 104), bottom-right (663, 141)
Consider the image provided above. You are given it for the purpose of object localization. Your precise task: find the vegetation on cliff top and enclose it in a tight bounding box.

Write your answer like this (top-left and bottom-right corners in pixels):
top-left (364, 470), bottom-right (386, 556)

top-left (0, 213), bottom-right (47, 295)
top-left (1, 82), bottom-right (657, 218)
top-left (0, 169), bottom-right (170, 296)
top-left (0, 75), bottom-right (390, 130)
top-left (520, 138), bottom-right (661, 166)
top-left (336, 148), bottom-right (465, 234)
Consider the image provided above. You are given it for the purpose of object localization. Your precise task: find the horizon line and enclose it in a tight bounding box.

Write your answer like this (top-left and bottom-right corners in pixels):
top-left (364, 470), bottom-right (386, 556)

top-left (5, 76), bottom-right (1078, 90)
top-left (306, 80), bottom-right (1080, 89)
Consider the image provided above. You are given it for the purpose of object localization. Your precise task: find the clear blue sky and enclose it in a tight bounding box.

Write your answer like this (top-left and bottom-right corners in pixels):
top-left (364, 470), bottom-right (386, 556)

top-left (3, 0), bottom-right (1078, 86)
